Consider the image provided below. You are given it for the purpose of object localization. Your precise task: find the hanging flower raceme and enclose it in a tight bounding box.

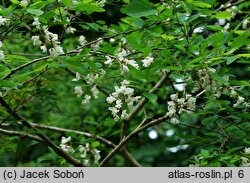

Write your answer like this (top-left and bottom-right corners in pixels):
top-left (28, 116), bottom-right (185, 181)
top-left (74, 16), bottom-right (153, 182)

top-left (78, 143), bottom-right (101, 166)
top-left (106, 80), bottom-right (141, 121)
top-left (60, 136), bottom-right (75, 154)
top-left (72, 69), bottom-right (106, 104)
top-left (0, 16), bottom-right (9, 26)
top-left (166, 93), bottom-right (197, 125)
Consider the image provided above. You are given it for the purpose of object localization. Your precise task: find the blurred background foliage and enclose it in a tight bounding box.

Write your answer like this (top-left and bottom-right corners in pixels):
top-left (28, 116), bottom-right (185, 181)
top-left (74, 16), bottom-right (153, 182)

top-left (0, 0), bottom-right (249, 166)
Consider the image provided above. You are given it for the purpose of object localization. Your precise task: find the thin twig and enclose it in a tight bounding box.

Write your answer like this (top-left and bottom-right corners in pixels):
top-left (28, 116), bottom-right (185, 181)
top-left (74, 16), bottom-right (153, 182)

top-left (0, 128), bottom-right (43, 142)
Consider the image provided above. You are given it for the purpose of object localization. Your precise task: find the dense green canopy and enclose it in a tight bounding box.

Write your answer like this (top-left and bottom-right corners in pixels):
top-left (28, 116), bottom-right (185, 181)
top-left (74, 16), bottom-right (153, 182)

top-left (0, 0), bottom-right (249, 167)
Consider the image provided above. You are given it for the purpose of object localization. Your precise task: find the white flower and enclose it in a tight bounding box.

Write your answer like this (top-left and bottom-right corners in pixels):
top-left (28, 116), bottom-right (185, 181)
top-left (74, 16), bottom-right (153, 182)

top-left (104, 55), bottom-right (113, 66)
top-left (115, 99), bottom-right (122, 109)
top-left (121, 80), bottom-right (130, 86)
top-left (40, 45), bottom-right (47, 53)
top-left (238, 96), bottom-right (245, 103)
top-left (74, 86), bottom-right (83, 97)
top-left (72, 72), bottom-right (81, 81)
top-left (66, 26), bottom-right (76, 34)
top-left (91, 85), bottom-right (99, 99)
top-left (108, 107), bottom-right (119, 116)
top-left (32, 17), bottom-right (41, 28)
top-left (170, 94), bottom-right (178, 101)
top-left (121, 37), bottom-right (127, 44)
top-left (85, 73), bottom-right (98, 84)
top-left (49, 46), bottom-right (64, 57)
top-left (125, 59), bottom-right (139, 69)
top-left (107, 95), bottom-right (116, 104)
top-left (117, 49), bottom-right (127, 61)
top-left (193, 26), bottom-right (205, 33)
top-left (242, 19), bottom-right (250, 30)
top-left (72, 0), bottom-right (78, 5)
top-left (92, 149), bottom-right (101, 163)
top-left (60, 144), bottom-right (75, 153)
top-left (233, 96), bottom-right (245, 107)
top-left (121, 64), bottom-right (129, 73)
top-left (187, 97), bottom-right (196, 111)
top-left (167, 107), bottom-right (176, 117)
top-left (241, 157), bottom-right (250, 167)
top-left (31, 36), bottom-right (42, 46)
top-left (109, 38), bottom-right (115, 43)
top-left (170, 117), bottom-right (180, 125)
top-left (61, 136), bottom-right (71, 144)
top-left (0, 16), bottom-right (9, 26)
top-left (230, 90), bottom-right (237, 98)
top-left (142, 56), bottom-right (154, 67)
top-left (21, 0), bottom-right (30, 6)
top-left (244, 147), bottom-right (250, 154)
top-left (121, 110), bottom-right (129, 119)
top-left (49, 48), bottom-right (58, 57)
top-left (82, 95), bottom-right (91, 104)
top-left (55, 45), bottom-right (64, 54)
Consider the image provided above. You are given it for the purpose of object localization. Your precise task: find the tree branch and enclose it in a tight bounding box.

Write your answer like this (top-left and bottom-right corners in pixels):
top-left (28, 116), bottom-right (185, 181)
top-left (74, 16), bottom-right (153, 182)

top-left (0, 128), bottom-right (44, 142)
top-left (99, 115), bottom-right (169, 167)
top-left (1, 121), bottom-right (141, 167)
top-left (0, 96), bottom-right (85, 167)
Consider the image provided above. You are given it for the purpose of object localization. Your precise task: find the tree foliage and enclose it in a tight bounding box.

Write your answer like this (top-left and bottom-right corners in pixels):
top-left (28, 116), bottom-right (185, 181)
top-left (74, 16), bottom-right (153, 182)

top-left (0, 0), bottom-right (250, 167)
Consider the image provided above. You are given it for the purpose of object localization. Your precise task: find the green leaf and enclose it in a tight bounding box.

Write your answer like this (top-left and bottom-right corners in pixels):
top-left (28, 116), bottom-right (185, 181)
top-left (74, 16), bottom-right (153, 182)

top-left (212, 11), bottom-right (232, 19)
top-left (223, 56), bottom-right (238, 65)
top-left (125, 0), bottom-right (157, 17)
top-left (73, 3), bottom-right (105, 14)
top-left (27, 9), bottom-right (44, 16)
top-left (29, 0), bottom-right (54, 9)
top-left (91, 141), bottom-right (100, 148)
top-left (202, 115), bottom-right (218, 126)
top-left (61, 0), bottom-right (72, 6)
top-left (192, 1), bottom-right (212, 8)
top-left (143, 93), bottom-right (158, 103)
top-left (237, 53), bottom-right (250, 58)
top-left (230, 32), bottom-right (250, 53)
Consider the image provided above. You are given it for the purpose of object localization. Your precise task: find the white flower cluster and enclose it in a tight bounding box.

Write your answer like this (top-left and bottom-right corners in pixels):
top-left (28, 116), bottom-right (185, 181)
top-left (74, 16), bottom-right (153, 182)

top-left (91, 38), bottom-right (103, 51)
top-left (20, 0), bottom-right (30, 6)
top-left (30, 18), bottom-right (64, 57)
top-left (228, 89), bottom-right (249, 108)
top-left (191, 68), bottom-right (216, 93)
top-left (60, 136), bottom-right (75, 154)
top-left (66, 26), bottom-right (76, 34)
top-left (43, 26), bottom-right (64, 57)
top-left (0, 41), bottom-right (4, 60)
top-left (32, 17), bottom-right (41, 28)
top-left (241, 157), bottom-right (250, 167)
top-left (166, 93), bottom-right (197, 125)
top-left (72, 70), bottom-right (105, 104)
top-left (79, 35), bottom-right (87, 46)
top-left (104, 49), bottom-right (154, 74)
top-left (0, 16), bottom-right (9, 26)
top-left (106, 80), bottom-right (141, 121)
top-left (104, 48), bottom-right (138, 73)
top-left (244, 147), bottom-right (250, 154)
top-left (142, 56), bottom-right (154, 67)
top-left (97, 0), bottom-right (107, 7)
top-left (78, 143), bottom-right (101, 166)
